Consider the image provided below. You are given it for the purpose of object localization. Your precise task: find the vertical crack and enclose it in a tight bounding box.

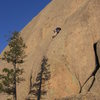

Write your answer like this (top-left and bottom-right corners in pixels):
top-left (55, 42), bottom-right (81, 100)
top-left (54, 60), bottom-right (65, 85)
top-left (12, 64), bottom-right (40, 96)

top-left (80, 43), bottom-right (100, 93)
top-left (92, 43), bottom-right (99, 76)
top-left (87, 43), bottom-right (100, 91)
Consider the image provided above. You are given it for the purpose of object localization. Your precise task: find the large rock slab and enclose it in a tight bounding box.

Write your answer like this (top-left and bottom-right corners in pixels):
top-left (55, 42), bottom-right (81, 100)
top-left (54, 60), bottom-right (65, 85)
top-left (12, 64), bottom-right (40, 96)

top-left (1, 0), bottom-right (100, 100)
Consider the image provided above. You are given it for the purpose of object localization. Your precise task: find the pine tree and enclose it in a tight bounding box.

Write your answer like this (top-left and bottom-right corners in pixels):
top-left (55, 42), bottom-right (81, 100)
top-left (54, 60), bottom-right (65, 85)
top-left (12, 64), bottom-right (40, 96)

top-left (27, 56), bottom-right (51, 100)
top-left (0, 31), bottom-right (26, 100)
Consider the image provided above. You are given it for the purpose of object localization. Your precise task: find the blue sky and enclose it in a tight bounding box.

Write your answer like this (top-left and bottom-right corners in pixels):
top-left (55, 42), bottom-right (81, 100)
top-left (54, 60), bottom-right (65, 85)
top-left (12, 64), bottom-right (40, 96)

top-left (0, 0), bottom-right (51, 53)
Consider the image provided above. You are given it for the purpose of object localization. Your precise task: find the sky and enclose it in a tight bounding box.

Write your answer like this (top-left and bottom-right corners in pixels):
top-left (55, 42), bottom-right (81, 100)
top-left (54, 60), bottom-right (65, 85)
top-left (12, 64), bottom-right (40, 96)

top-left (0, 0), bottom-right (51, 53)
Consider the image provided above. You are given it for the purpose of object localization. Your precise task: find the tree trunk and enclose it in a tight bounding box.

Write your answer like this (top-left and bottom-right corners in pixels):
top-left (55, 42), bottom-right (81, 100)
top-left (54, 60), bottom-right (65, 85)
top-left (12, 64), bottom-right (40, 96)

top-left (29, 71), bottom-right (32, 91)
top-left (37, 67), bottom-right (44, 100)
top-left (13, 63), bottom-right (17, 100)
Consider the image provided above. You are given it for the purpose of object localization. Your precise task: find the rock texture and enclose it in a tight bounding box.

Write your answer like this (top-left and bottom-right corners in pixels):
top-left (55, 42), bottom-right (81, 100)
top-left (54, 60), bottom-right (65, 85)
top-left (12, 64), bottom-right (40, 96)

top-left (61, 92), bottom-right (100, 100)
top-left (0, 0), bottom-right (100, 100)
top-left (90, 69), bottom-right (100, 96)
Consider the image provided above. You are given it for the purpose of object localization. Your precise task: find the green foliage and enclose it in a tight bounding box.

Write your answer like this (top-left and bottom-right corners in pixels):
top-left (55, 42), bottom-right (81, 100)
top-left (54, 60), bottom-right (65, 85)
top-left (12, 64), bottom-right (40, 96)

top-left (0, 68), bottom-right (24, 95)
top-left (2, 31), bottom-right (26, 64)
top-left (0, 31), bottom-right (26, 99)
top-left (28, 56), bottom-right (51, 100)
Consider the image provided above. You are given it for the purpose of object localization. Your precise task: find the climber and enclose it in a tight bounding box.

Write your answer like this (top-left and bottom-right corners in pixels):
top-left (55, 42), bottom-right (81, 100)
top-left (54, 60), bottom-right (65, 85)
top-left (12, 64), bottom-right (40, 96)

top-left (53, 27), bottom-right (61, 33)
top-left (52, 27), bottom-right (61, 38)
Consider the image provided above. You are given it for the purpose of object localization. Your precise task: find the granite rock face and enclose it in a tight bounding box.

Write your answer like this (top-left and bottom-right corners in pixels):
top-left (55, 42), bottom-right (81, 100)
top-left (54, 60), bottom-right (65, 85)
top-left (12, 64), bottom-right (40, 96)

top-left (0, 0), bottom-right (100, 100)
top-left (61, 92), bottom-right (100, 100)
